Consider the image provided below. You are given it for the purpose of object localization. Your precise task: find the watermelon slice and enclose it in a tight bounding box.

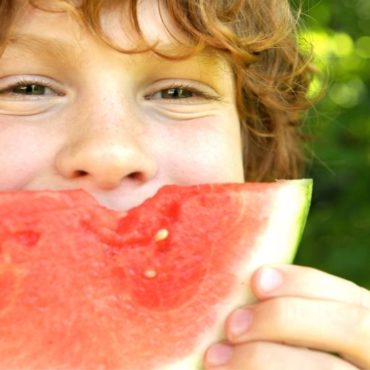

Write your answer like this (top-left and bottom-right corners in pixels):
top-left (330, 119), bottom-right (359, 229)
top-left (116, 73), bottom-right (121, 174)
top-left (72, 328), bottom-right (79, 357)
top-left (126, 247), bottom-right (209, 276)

top-left (0, 179), bottom-right (312, 370)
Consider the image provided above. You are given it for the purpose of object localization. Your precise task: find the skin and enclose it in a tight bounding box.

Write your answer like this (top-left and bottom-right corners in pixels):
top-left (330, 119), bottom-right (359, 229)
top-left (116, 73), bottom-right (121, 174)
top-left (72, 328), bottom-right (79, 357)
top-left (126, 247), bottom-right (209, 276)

top-left (0, 2), bottom-right (369, 369)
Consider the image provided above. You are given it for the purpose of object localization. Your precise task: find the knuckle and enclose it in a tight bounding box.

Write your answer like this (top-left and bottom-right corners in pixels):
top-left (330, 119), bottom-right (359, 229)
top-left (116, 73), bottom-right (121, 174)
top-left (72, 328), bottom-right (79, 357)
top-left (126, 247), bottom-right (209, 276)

top-left (356, 307), bottom-right (370, 340)
top-left (357, 286), bottom-right (370, 309)
top-left (346, 304), bottom-right (370, 348)
top-left (241, 341), bottom-right (273, 369)
top-left (328, 359), bottom-right (358, 370)
top-left (265, 297), bottom-right (293, 325)
top-left (351, 305), bottom-right (369, 332)
top-left (348, 280), bottom-right (370, 308)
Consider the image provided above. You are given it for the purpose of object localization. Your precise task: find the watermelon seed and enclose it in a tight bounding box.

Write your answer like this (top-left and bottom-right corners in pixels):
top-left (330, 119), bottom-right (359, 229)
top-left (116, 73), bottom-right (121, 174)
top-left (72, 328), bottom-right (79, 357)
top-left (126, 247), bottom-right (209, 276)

top-left (154, 229), bottom-right (169, 242)
top-left (144, 269), bottom-right (157, 279)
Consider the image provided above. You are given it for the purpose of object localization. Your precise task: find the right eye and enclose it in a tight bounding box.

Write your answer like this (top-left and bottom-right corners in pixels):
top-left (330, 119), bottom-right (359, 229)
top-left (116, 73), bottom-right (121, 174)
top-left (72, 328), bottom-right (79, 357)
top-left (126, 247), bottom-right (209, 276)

top-left (11, 83), bottom-right (51, 96)
top-left (0, 79), bottom-right (60, 98)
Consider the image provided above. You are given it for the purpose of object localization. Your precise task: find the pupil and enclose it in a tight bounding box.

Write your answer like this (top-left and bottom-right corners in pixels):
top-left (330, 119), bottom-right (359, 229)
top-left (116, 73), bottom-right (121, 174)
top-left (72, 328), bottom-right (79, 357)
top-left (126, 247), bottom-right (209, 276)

top-left (14, 84), bottom-right (45, 95)
top-left (163, 88), bottom-right (192, 99)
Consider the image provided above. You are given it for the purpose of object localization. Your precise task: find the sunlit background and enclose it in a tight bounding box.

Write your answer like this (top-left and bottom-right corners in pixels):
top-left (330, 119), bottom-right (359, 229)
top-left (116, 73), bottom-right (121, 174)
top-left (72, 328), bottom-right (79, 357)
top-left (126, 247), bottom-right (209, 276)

top-left (290, 0), bottom-right (370, 288)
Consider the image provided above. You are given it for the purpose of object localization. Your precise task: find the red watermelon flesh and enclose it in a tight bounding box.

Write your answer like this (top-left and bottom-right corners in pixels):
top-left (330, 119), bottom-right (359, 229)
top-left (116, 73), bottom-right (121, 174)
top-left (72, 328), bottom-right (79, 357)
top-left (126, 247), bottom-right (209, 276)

top-left (0, 180), bottom-right (312, 370)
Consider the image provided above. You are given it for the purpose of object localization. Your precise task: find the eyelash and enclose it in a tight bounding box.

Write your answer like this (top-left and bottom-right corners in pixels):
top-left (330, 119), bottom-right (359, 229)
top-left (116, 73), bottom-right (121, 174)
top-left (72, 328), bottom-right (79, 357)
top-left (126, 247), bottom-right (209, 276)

top-left (0, 79), bottom-right (221, 101)
top-left (0, 79), bottom-right (62, 97)
top-left (145, 83), bottom-right (221, 102)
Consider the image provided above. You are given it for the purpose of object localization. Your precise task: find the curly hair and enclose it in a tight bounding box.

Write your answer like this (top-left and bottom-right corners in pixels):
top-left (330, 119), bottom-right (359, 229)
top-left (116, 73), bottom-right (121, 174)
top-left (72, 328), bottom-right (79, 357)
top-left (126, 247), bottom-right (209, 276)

top-left (0, 0), bottom-right (316, 181)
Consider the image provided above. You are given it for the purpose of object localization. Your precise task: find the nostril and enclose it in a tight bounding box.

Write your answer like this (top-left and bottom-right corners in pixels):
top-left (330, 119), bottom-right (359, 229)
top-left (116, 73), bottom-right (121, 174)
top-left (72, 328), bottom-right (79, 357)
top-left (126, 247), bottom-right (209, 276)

top-left (129, 172), bottom-right (144, 181)
top-left (71, 170), bottom-right (143, 183)
top-left (73, 170), bottom-right (88, 177)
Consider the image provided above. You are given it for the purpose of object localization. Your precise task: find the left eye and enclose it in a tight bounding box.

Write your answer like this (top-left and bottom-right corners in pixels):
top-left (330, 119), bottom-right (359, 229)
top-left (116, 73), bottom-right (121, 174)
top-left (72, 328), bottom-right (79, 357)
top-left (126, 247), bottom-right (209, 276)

top-left (158, 87), bottom-right (195, 99)
top-left (145, 85), bottom-right (217, 101)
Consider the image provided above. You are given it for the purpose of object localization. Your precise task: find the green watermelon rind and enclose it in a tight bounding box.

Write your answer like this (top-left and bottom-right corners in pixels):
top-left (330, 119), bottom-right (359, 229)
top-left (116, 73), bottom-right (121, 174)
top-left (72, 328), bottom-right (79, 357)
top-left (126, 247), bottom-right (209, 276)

top-left (284, 178), bottom-right (313, 262)
top-left (165, 179), bottom-right (313, 370)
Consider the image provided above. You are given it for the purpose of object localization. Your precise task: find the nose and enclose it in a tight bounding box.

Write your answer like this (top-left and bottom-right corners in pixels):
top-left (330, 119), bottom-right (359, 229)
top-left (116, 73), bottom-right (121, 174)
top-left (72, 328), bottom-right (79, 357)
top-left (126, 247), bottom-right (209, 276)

top-left (55, 125), bottom-right (157, 190)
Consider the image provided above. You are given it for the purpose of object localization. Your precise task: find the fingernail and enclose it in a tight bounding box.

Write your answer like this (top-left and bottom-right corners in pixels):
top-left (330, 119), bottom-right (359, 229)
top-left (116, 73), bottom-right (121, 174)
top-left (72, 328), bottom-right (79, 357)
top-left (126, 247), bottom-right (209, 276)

top-left (229, 308), bottom-right (253, 337)
top-left (206, 343), bottom-right (233, 366)
top-left (259, 267), bottom-right (283, 293)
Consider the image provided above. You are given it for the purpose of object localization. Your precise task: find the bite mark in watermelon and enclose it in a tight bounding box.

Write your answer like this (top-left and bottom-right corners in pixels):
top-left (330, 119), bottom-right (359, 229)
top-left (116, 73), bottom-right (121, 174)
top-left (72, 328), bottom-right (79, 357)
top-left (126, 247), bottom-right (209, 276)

top-left (0, 179), bottom-right (312, 369)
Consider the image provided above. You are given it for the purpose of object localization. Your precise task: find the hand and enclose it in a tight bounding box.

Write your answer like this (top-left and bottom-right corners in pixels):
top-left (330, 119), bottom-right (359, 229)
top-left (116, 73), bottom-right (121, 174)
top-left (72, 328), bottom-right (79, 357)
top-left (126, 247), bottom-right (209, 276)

top-left (203, 264), bottom-right (370, 370)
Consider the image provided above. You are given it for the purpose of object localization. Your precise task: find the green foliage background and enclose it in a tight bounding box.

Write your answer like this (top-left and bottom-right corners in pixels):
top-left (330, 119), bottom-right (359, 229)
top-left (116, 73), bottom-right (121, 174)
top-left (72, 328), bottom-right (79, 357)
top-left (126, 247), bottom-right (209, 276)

top-left (291, 0), bottom-right (370, 288)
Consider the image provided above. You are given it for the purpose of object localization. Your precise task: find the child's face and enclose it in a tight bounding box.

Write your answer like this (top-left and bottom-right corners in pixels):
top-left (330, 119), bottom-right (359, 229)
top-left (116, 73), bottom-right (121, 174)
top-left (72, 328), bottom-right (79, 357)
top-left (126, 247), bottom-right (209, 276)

top-left (0, 2), bottom-right (245, 211)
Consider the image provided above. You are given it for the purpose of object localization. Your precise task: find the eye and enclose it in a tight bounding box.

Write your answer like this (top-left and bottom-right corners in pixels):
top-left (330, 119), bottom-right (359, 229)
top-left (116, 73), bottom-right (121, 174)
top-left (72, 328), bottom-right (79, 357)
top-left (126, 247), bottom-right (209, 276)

top-left (158, 87), bottom-right (195, 99)
top-left (0, 79), bottom-right (60, 98)
top-left (146, 84), bottom-right (220, 102)
top-left (12, 83), bottom-right (51, 95)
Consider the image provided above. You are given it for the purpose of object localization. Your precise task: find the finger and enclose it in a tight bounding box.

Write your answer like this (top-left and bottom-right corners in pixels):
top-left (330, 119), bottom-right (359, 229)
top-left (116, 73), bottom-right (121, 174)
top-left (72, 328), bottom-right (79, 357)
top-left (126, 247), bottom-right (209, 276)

top-left (251, 264), bottom-right (370, 309)
top-left (204, 341), bottom-right (360, 370)
top-left (225, 298), bottom-right (370, 369)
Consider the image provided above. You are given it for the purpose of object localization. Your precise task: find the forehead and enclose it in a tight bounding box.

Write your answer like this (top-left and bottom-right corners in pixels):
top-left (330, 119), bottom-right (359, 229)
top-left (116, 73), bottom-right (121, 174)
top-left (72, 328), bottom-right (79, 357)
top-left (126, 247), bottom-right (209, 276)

top-left (5, 0), bottom-right (230, 76)
top-left (11, 0), bottom-right (193, 53)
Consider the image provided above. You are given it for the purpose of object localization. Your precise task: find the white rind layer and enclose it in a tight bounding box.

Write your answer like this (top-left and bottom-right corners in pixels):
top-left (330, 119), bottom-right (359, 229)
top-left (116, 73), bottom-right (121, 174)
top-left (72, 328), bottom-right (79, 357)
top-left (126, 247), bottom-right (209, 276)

top-left (161, 179), bottom-right (313, 370)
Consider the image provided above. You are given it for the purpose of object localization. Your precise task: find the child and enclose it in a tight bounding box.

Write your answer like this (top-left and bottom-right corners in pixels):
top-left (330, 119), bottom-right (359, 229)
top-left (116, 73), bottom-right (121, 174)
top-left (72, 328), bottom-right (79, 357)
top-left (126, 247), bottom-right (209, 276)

top-left (0, 0), bottom-right (369, 369)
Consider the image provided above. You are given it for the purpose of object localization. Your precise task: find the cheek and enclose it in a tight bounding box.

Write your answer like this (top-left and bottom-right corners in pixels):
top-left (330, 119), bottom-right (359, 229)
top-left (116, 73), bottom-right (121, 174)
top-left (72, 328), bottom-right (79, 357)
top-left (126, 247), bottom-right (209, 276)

top-left (0, 126), bottom-right (53, 190)
top-left (156, 115), bottom-right (245, 184)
